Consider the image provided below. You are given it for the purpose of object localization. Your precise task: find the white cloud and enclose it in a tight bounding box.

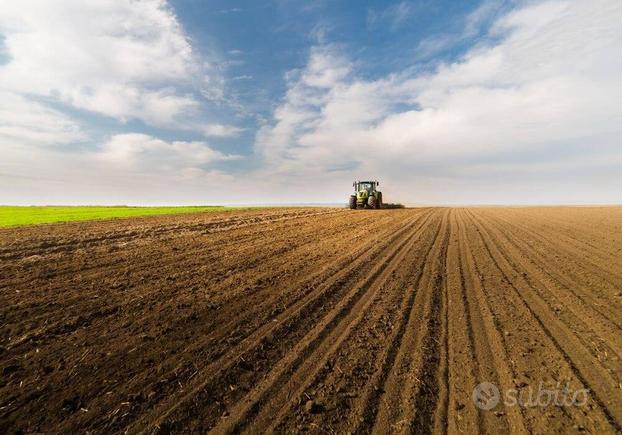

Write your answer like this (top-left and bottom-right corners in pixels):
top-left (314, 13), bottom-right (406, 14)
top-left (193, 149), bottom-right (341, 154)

top-left (218, 8), bottom-right (243, 14)
top-left (0, 0), bottom-right (216, 127)
top-left (98, 133), bottom-right (241, 173)
top-left (0, 132), bottom-right (248, 205)
top-left (255, 45), bottom-right (352, 165)
top-left (0, 0), bottom-right (249, 204)
top-left (0, 91), bottom-right (85, 147)
top-left (255, 0), bottom-right (622, 204)
top-left (202, 124), bottom-right (245, 137)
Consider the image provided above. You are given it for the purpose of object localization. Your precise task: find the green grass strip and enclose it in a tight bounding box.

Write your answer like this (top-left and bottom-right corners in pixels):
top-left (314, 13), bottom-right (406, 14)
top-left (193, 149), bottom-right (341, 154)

top-left (0, 206), bottom-right (241, 227)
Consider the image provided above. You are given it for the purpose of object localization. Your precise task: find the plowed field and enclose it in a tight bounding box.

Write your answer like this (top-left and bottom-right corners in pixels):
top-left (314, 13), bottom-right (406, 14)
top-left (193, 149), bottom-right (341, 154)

top-left (1, 207), bottom-right (621, 434)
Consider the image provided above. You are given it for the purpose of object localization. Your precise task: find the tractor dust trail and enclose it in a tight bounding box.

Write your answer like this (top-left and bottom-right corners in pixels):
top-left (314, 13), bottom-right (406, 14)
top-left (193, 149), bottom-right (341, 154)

top-left (0, 207), bottom-right (621, 434)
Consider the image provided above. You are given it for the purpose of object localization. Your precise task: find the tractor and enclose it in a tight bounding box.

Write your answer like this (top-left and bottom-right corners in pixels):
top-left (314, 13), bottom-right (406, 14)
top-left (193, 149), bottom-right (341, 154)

top-left (349, 180), bottom-right (382, 209)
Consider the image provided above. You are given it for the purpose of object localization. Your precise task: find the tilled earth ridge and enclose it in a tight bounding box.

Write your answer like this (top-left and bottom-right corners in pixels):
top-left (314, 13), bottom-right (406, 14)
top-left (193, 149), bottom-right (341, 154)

top-left (0, 206), bottom-right (621, 434)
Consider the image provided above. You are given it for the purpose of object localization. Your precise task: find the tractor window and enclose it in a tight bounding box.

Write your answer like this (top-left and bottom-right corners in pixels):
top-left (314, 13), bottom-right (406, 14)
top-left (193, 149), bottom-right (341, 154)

top-left (355, 182), bottom-right (375, 192)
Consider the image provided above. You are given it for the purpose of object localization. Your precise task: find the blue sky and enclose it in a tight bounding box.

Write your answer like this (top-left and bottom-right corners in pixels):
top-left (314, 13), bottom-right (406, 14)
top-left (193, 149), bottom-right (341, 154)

top-left (165, 0), bottom-right (496, 155)
top-left (0, 0), bottom-right (620, 205)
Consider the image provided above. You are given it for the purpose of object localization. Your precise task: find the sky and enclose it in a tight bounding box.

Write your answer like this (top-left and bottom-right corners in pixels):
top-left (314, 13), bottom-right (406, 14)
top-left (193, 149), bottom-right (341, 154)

top-left (0, 0), bottom-right (621, 206)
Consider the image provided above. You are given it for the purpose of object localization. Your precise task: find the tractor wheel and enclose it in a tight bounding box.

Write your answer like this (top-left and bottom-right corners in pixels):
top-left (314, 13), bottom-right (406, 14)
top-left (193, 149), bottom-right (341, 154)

top-left (377, 193), bottom-right (383, 208)
top-left (349, 195), bottom-right (357, 209)
top-left (368, 195), bottom-right (378, 209)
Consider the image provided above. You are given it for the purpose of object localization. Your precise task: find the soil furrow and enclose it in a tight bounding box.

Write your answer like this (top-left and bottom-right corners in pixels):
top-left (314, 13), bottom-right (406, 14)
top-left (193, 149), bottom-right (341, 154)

top-left (468, 210), bottom-right (622, 365)
top-left (465, 210), bottom-right (622, 431)
top-left (407, 210), bottom-right (451, 433)
top-left (456, 210), bottom-right (529, 434)
top-left (367, 210), bottom-right (451, 434)
top-left (1, 207), bottom-right (620, 434)
top-left (445, 210), bottom-right (481, 434)
top-left (487, 209), bottom-right (622, 293)
top-left (271, 210), bottom-right (445, 434)
top-left (0, 209), bottom-right (341, 261)
top-left (2, 210), bottom-right (393, 350)
top-left (128, 211), bottom-right (434, 433)
top-left (485, 210), bottom-right (622, 324)
top-left (204, 211), bottom-right (439, 434)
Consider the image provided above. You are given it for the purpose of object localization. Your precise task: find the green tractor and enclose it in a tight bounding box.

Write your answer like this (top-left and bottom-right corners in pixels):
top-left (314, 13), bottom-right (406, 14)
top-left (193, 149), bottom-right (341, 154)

top-left (349, 180), bottom-right (383, 209)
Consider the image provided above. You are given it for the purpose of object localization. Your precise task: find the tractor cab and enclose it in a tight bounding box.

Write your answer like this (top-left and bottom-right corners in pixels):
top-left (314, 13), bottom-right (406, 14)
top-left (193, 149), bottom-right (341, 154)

top-left (354, 181), bottom-right (378, 193)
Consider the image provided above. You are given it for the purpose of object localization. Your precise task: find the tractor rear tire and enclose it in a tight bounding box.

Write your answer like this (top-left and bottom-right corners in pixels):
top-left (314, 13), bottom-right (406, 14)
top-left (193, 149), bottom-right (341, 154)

top-left (349, 195), bottom-right (357, 209)
top-left (368, 195), bottom-right (378, 209)
top-left (377, 193), bottom-right (383, 209)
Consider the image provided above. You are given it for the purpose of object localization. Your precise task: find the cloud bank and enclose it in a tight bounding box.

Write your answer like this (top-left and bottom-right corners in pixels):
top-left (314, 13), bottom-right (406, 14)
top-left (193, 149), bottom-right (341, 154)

top-left (255, 0), bottom-right (622, 204)
top-left (0, 0), bottom-right (210, 129)
top-left (0, 0), bottom-right (620, 205)
top-left (0, 0), bottom-right (244, 204)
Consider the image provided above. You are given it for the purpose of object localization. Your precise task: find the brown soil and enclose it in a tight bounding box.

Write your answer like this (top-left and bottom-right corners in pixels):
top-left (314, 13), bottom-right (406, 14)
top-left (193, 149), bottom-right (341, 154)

top-left (1, 207), bottom-right (621, 434)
